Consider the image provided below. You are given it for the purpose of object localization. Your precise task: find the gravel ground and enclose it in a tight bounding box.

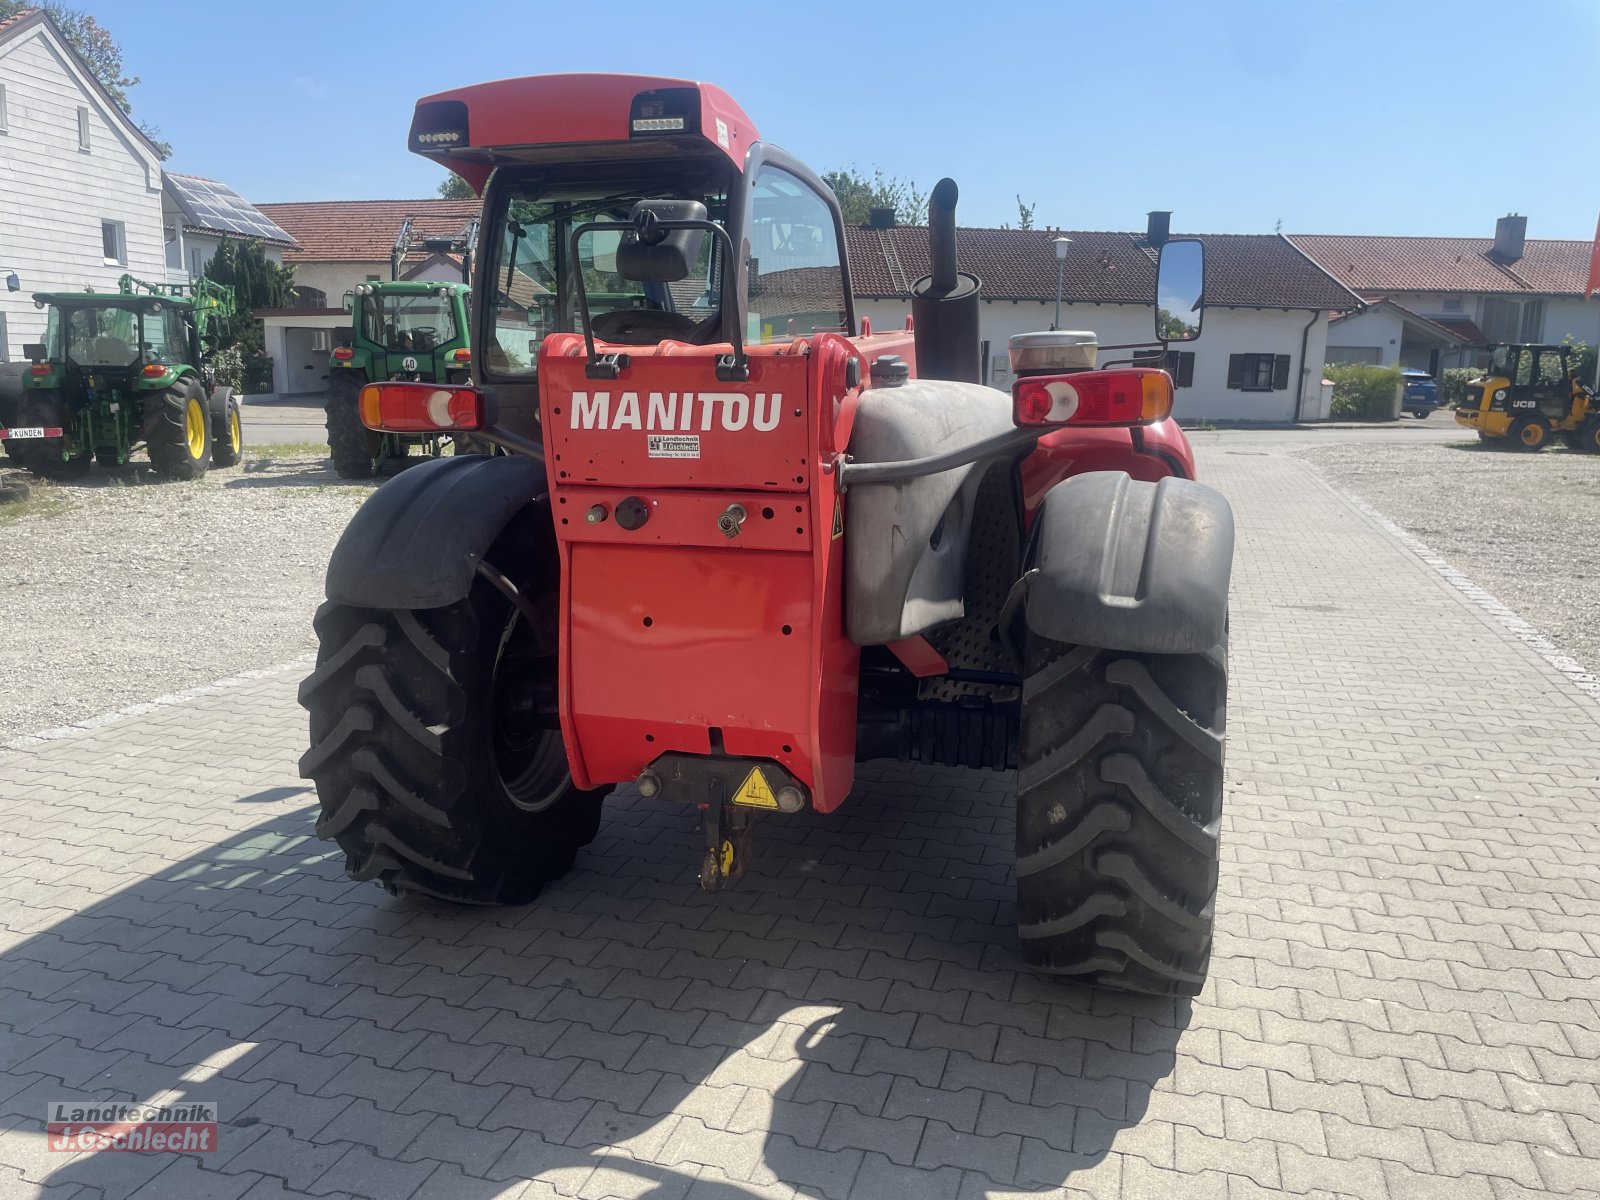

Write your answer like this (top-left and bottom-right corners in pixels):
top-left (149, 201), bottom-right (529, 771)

top-left (0, 448), bottom-right (372, 742)
top-left (1301, 436), bottom-right (1600, 676)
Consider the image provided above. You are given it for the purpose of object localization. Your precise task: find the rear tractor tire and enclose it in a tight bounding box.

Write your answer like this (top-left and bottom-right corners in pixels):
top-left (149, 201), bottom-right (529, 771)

top-left (212, 394), bottom-right (244, 468)
top-left (11, 392), bottom-right (89, 479)
top-left (1016, 637), bottom-right (1225, 997)
top-left (299, 506), bottom-right (608, 904)
top-left (326, 371), bottom-right (376, 478)
top-left (144, 378), bottom-right (212, 480)
top-left (1568, 415), bottom-right (1600, 454)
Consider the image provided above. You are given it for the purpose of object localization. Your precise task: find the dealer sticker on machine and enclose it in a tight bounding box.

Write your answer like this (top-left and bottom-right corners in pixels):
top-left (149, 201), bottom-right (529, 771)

top-left (647, 434), bottom-right (700, 459)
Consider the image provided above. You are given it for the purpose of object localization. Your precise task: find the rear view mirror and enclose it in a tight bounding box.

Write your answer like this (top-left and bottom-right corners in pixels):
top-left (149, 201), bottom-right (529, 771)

top-left (342, 291), bottom-right (355, 313)
top-left (22, 342), bottom-right (46, 362)
top-left (615, 200), bottom-right (709, 283)
top-left (1155, 239), bottom-right (1204, 342)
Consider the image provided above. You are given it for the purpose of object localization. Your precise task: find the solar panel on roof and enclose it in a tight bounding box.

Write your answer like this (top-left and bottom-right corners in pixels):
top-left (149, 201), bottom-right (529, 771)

top-left (165, 174), bottom-right (295, 244)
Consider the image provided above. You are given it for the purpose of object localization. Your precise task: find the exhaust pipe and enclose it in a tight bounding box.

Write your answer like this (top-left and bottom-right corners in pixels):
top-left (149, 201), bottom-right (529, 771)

top-left (911, 178), bottom-right (982, 384)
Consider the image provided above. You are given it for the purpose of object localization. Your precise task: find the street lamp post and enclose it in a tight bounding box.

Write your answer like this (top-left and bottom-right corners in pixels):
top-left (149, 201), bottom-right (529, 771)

top-left (1051, 236), bottom-right (1071, 330)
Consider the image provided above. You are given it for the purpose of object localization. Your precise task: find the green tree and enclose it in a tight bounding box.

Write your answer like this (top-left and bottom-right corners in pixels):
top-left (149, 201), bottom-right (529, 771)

top-left (1016, 195), bottom-right (1037, 231)
top-left (0, 2), bottom-right (170, 157)
top-left (438, 172), bottom-right (476, 200)
top-left (202, 239), bottom-right (297, 391)
top-left (822, 167), bottom-right (927, 226)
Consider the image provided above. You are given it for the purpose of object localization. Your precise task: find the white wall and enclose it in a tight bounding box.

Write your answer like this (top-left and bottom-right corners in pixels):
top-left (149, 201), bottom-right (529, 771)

top-left (857, 297), bottom-right (1329, 422)
top-left (1326, 307), bottom-right (1403, 365)
top-left (0, 23), bottom-right (165, 354)
top-left (1538, 297), bottom-right (1600, 348)
top-left (290, 261), bottom-right (387, 302)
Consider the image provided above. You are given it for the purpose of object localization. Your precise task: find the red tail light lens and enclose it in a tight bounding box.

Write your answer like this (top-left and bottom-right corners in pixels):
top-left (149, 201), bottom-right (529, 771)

top-left (141, 363), bottom-right (168, 378)
top-left (358, 382), bottom-right (489, 432)
top-left (452, 348), bottom-right (471, 363)
top-left (29, 363), bottom-right (50, 377)
top-left (1013, 368), bottom-right (1173, 427)
top-left (332, 347), bottom-right (355, 362)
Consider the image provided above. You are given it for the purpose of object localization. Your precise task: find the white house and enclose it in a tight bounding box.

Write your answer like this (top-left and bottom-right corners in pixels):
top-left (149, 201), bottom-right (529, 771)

top-left (253, 199), bottom-right (479, 395)
top-left (849, 217), bottom-right (1363, 423)
top-left (161, 171), bottom-right (295, 284)
top-left (1293, 217), bottom-right (1600, 373)
top-left (0, 7), bottom-right (166, 359)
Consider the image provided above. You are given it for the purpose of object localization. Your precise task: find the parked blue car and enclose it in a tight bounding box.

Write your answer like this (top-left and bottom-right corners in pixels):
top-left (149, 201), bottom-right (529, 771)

top-left (1402, 368), bottom-right (1441, 417)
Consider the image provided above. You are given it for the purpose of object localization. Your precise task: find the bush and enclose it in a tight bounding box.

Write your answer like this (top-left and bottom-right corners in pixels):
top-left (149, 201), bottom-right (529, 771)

top-left (1325, 363), bottom-right (1401, 420)
top-left (1440, 367), bottom-right (1482, 406)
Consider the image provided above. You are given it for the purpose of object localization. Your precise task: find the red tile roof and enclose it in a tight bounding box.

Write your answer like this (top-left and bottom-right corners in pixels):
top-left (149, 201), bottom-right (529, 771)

top-left (256, 199), bottom-right (480, 264)
top-left (1287, 234), bottom-right (1593, 296)
top-left (0, 8), bottom-right (38, 37)
top-left (845, 226), bottom-right (1362, 311)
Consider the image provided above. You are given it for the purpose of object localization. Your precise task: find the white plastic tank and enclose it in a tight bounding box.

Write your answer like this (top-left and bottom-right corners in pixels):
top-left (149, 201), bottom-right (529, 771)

top-left (1009, 331), bottom-right (1099, 376)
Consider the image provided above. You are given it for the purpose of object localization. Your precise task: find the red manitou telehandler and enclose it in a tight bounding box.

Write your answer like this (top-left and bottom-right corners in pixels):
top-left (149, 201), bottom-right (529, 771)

top-left (300, 75), bottom-right (1233, 996)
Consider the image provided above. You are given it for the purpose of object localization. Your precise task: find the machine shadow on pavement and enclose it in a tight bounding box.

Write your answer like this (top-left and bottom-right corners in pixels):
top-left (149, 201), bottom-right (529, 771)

top-left (13, 761), bottom-right (1190, 1199)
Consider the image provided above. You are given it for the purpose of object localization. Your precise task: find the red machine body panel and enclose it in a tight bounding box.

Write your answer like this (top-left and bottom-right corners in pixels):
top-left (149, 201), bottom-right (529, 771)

top-left (411, 74), bottom-right (759, 192)
top-left (1019, 417), bottom-right (1195, 519)
top-left (541, 330), bottom-right (917, 812)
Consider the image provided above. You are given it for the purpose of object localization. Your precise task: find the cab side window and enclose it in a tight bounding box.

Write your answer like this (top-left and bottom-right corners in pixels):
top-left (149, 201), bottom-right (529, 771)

top-left (747, 165), bottom-right (846, 344)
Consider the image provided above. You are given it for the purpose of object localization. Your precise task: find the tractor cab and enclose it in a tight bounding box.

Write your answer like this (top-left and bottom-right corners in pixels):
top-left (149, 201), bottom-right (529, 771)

top-left (1455, 343), bottom-right (1597, 451)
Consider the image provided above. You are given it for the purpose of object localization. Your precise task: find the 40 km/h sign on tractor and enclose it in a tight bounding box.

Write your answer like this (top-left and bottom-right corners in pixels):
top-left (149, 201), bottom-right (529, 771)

top-left (300, 74), bottom-right (1232, 997)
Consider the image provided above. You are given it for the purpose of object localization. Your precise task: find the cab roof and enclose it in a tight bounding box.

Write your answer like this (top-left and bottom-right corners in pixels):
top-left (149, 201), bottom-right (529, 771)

top-left (408, 74), bottom-right (758, 195)
top-left (32, 292), bottom-right (194, 309)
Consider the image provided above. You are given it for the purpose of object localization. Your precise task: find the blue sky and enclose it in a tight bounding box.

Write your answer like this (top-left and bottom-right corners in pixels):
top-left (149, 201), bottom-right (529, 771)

top-left (97, 0), bottom-right (1600, 239)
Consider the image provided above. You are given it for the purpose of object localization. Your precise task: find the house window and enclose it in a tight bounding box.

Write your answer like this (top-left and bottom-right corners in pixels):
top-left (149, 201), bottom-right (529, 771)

top-left (189, 247), bottom-right (204, 279)
top-left (0, 84), bottom-right (9, 132)
top-left (1227, 353), bottom-right (1290, 391)
top-left (1442, 297), bottom-right (1463, 312)
top-left (1480, 297), bottom-right (1520, 344)
top-left (77, 106), bottom-right (90, 151)
top-left (101, 220), bottom-right (126, 264)
top-left (311, 329), bottom-right (332, 353)
top-left (1134, 349), bottom-right (1195, 387)
top-left (1520, 299), bottom-right (1545, 342)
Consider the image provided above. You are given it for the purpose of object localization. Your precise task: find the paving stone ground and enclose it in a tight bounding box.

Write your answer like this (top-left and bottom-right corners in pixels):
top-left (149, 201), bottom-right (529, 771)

top-left (0, 443), bottom-right (1597, 1200)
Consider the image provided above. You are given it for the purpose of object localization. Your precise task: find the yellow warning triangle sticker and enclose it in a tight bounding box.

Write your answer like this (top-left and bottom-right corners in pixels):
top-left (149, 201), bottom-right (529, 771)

top-left (732, 767), bottom-right (779, 809)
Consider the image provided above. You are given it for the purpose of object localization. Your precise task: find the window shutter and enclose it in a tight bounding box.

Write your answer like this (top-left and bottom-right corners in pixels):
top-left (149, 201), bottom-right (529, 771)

top-left (1226, 354), bottom-right (1245, 389)
top-left (1272, 354), bottom-right (1291, 390)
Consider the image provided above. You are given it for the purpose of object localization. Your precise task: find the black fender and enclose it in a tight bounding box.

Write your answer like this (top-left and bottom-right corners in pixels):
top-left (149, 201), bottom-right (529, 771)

top-left (1011, 471), bottom-right (1233, 655)
top-left (325, 452), bottom-right (548, 610)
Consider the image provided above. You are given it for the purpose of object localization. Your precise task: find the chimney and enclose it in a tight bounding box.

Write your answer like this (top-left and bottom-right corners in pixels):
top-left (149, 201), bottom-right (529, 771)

top-left (1490, 213), bottom-right (1526, 264)
top-left (867, 206), bottom-right (896, 230)
top-left (1146, 210), bottom-right (1171, 247)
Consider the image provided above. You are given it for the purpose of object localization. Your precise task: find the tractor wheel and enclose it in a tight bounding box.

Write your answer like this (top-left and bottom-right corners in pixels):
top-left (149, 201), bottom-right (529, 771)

top-left (212, 394), bottom-right (244, 468)
top-left (299, 504), bottom-right (608, 904)
top-left (326, 372), bottom-right (376, 478)
top-left (144, 378), bottom-right (212, 480)
top-left (1571, 416), bottom-right (1600, 454)
top-left (1508, 415), bottom-right (1549, 452)
top-left (10, 392), bottom-right (88, 478)
top-left (1016, 636), bottom-right (1225, 997)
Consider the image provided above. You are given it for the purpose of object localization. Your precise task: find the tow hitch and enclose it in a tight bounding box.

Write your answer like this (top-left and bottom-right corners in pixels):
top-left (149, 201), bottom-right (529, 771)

top-left (634, 753), bottom-right (809, 892)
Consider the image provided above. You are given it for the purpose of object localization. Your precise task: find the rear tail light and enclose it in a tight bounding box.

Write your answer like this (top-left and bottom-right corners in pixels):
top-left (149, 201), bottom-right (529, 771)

top-left (1013, 368), bottom-right (1173, 427)
top-left (142, 363), bottom-right (167, 378)
top-left (29, 363), bottom-right (50, 377)
top-left (452, 348), bottom-right (471, 363)
top-left (358, 381), bottom-right (491, 433)
top-left (333, 347), bottom-right (354, 362)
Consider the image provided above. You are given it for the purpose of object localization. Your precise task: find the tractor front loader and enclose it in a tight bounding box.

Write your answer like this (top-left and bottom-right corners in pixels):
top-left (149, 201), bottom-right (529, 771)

top-left (1, 275), bottom-right (241, 480)
top-left (324, 219), bottom-right (478, 477)
top-left (301, 75), bottom-right (1233, 997)
top-left (1454, 342), bottom-right (1600, 452)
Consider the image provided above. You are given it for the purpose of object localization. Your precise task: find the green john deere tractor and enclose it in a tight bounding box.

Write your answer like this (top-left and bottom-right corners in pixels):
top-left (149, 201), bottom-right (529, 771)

top-left (326, 279), bottom-right (474, 477)
top-left (324, 216), bottom-right (478, 477)
top-left (2, 275), bottom-right (240, 481)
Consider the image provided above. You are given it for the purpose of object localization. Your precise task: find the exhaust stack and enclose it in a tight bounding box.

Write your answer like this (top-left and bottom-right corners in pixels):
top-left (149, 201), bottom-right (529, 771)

top-left (910, 178), bottom-right (982, 384)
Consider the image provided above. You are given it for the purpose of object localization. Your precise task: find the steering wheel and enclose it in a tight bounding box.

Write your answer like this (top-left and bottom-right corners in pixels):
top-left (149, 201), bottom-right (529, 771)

top-left (591, 308), bottom-right (699, 345)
